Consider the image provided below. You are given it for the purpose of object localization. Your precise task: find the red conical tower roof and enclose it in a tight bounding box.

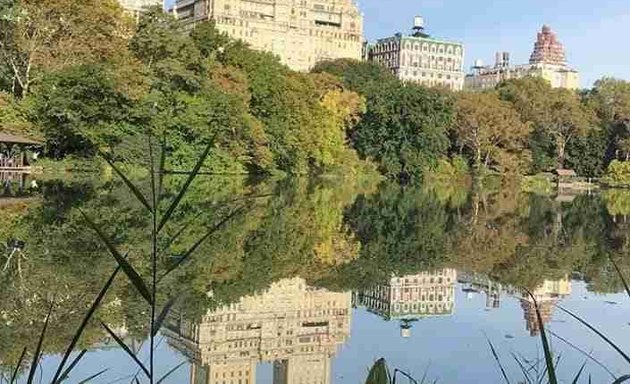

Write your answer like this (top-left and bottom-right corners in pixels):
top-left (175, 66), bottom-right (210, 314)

top-left (529, 25), bottom-right (567, 66)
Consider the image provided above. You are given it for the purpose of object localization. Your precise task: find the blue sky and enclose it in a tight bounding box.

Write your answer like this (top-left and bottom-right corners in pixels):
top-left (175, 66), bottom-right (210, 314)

top-left (165, 0), bottom-right (630, 87)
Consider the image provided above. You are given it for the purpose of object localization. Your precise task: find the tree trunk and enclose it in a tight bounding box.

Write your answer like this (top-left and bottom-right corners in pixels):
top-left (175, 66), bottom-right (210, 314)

top-left (556, 138), bottom-right (566, 170)
top-left (474, 148), bottom-right (482, 171)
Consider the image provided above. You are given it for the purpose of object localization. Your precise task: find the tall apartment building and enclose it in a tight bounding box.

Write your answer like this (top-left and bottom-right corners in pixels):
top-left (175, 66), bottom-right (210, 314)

top-left (465, 25), bottom-right (580, 91)
top-left (118, 0), bottom-right (163, 18)
top-left (172, 0), bottom-right (363, 72)
top-left (368, 17), bottom-right (465, 90)
top-left (163, 278), bottom-right (352, 384)
top-left (356, 269), bottom-right (457, 337)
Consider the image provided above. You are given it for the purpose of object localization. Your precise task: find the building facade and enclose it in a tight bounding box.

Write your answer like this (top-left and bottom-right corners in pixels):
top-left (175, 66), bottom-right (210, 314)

top-left (118, 0), bottom-right (162, 17)
top-left (465, 26), bottom-right (580, 91)
top-left (163, 278), bottom-right (351, 384)
top-left (356, 269), bottom-right (457, 337)
top-left (173, 0), bottom-right (363, 72)
top-left (368, 17), bottom-right (465, 90)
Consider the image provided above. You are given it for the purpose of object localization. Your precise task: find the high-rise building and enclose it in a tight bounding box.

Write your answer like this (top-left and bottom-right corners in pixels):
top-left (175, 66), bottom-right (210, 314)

top-left (172, 0), bottom-right (364, 72)
top-left (118, 0), bottom-right (163, 18)
top-left (163, 278), bottom-right (351, 384)
top-left (465, 25), bottom-right (580, 91)
top-left (356, 269), bottom-right (457, 337)
top-left (368, 16), bottom-right (465, 90)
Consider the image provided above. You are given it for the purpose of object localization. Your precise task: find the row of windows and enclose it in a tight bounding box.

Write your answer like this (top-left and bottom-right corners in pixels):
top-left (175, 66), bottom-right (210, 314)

top-left (403, 70), bottom-right (462, 79)
top-left (372, 41), bottom-right (462, 56)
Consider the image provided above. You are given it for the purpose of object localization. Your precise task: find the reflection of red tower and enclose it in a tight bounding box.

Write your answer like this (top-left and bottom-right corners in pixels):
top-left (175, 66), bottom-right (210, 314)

top-left (520, 298), bottom-right (556, 336)
top-left (529, 25), bottom-right (567, 66)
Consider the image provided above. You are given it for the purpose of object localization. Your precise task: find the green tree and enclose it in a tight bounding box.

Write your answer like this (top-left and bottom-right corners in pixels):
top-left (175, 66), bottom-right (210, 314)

top-left (586, 78), bottom-right (630, 164)
top-left (31, 64), bottom-right (138, 158)
top-left (453, 91), bottom-right (531, 174)
top-left (498, 77), bottom-right (597, 170)
top-left (0, 0), bottom-right (131, 98)
top-left (314, 59), bottom-right (452, 180)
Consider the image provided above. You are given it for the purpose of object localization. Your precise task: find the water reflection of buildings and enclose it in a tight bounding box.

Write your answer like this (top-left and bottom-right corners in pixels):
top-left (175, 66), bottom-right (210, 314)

top-left (163, 278), bottom-right (351, 384)
top-left (520, 278), bottom-right (572, 336)
top-left (458, 272), bottom-right (517, 309)
top-left (355, 269), bottom-right (457, 337)
top-left (458, 272), bottom-right (572, 336)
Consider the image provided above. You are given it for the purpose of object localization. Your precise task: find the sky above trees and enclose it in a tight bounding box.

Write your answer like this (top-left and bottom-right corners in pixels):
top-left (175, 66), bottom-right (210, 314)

top-left (165, 0), bottom-right (630, 87)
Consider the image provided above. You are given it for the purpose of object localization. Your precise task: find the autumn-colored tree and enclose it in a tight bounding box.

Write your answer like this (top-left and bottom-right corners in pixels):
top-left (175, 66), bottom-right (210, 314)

top-left (0, 0), bottom-right (131, 97)
top-left (453, 91), bottom-right (531, 174)
top-left (498, 77), bottom-right (597, 169)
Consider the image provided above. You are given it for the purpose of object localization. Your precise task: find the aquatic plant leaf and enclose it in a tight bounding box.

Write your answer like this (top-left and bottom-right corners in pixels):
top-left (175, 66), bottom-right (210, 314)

top-left (610, 256), bottom-right (630, 299)
top-left (365, 358), bottom-right (390, 384)
top-left (56, 350), bottom-right (87, 383)
top-left (557, 305), bottom-right (630, 365)
top-left (157, 141), bottom-right (214, 233)
top-left (100, 322), bottom-right (150, 379)
top-left (101, 152), bottom-right (153, 213)
top-left (526, 290), bottom-right (558, 384)
top-left (157, 361), bottom-right (186, 383)
top-left (77, 369), bottom-right (108, 384)
top-left (27, 301), bottom-right (54, 384)
top-left (486, 337), bottom-right (511, 384)
top-left (550, 330), bottom-right (615, 379)
top-left (9, 347), bottom-right (27, 384)
top-left (152, 295), bottom-right (178, 337)
top-left (81, 211), bottom-right (153, 305)
top-left (52, 266), bottom-right (121, 384)
top-left (159, 206), bottom-right (245, 282)
top-left (571, 360), bottom-right (587, 384)
top-left (509, 352), bottom-right (532, 384)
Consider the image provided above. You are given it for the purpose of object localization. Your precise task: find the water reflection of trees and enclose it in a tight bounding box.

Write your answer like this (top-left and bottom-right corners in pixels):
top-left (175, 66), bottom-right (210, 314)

top-left (2, 176), bottom-right (630, 370)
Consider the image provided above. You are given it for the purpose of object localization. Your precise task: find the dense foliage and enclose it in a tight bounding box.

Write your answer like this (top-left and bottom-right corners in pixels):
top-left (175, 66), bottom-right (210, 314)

top-left (2, 1), bottom-right (630, 180)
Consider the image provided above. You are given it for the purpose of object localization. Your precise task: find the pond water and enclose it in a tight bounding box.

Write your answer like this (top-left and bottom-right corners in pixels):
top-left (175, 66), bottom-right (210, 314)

top-left (2, 174), bottom-right (630, 383)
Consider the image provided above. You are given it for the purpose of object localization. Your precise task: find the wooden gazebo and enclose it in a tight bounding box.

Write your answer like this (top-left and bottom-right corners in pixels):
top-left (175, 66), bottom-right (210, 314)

top-left (0, 132), bottom-right (42, 171)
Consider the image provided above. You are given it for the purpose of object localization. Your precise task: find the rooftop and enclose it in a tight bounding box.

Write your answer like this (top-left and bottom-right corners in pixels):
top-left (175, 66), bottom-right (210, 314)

top-left (0, 132), bottom-right (42, 146)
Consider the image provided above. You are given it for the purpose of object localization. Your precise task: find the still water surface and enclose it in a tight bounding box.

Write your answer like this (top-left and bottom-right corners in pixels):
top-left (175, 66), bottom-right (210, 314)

top-left (2, 174), bottom-right (630, 383)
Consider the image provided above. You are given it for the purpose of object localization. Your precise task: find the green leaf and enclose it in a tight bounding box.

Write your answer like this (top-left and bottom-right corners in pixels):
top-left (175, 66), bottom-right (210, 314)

top-left (158, 206), bottom-right (244, 282)
top-left (27, 301), bottom-right (54, 384)
top-left (609, 255), bottom-right (630, 299)
top-left (152, 295), bottom-right (178, 337)
top-left (365, 358), bottom-right (390, 384)
top-left (100, 152), bottom-right (153, 213)
top-left (509, 352), bottom-right (532, 384)
top-left (571, 360), bottom-right (587, 384)
top-left (157, 361), bottom-right (187, 383)
top-left (76, 369), bottom-right (108, 384)
top-left (100, 322), bottom-right (150, 379)
top-left (81, 211), bottom-right (153, 305)
top-left (157, 141), bottom-right (214, 233)
top-left (9, 347), bottom-right (27, 384)
top-left (52, 267), bottom-right (121, 384)
top-left (486, 337), bottom-right (511, 384)
top-left (550, 330), bottom-right (616, 379)
top-left (56, 350), bottom-right (87, 383)
top-left (157, 137), bottom-right (166, 203)
top-left (525, 290), bottom-right (558, 384)
top-left (557, 305), bottom-right (630, 365)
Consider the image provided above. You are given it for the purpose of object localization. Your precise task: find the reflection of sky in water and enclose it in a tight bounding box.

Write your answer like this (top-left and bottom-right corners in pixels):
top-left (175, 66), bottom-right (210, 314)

top-left (34, 280), bottom-right (630, 383)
